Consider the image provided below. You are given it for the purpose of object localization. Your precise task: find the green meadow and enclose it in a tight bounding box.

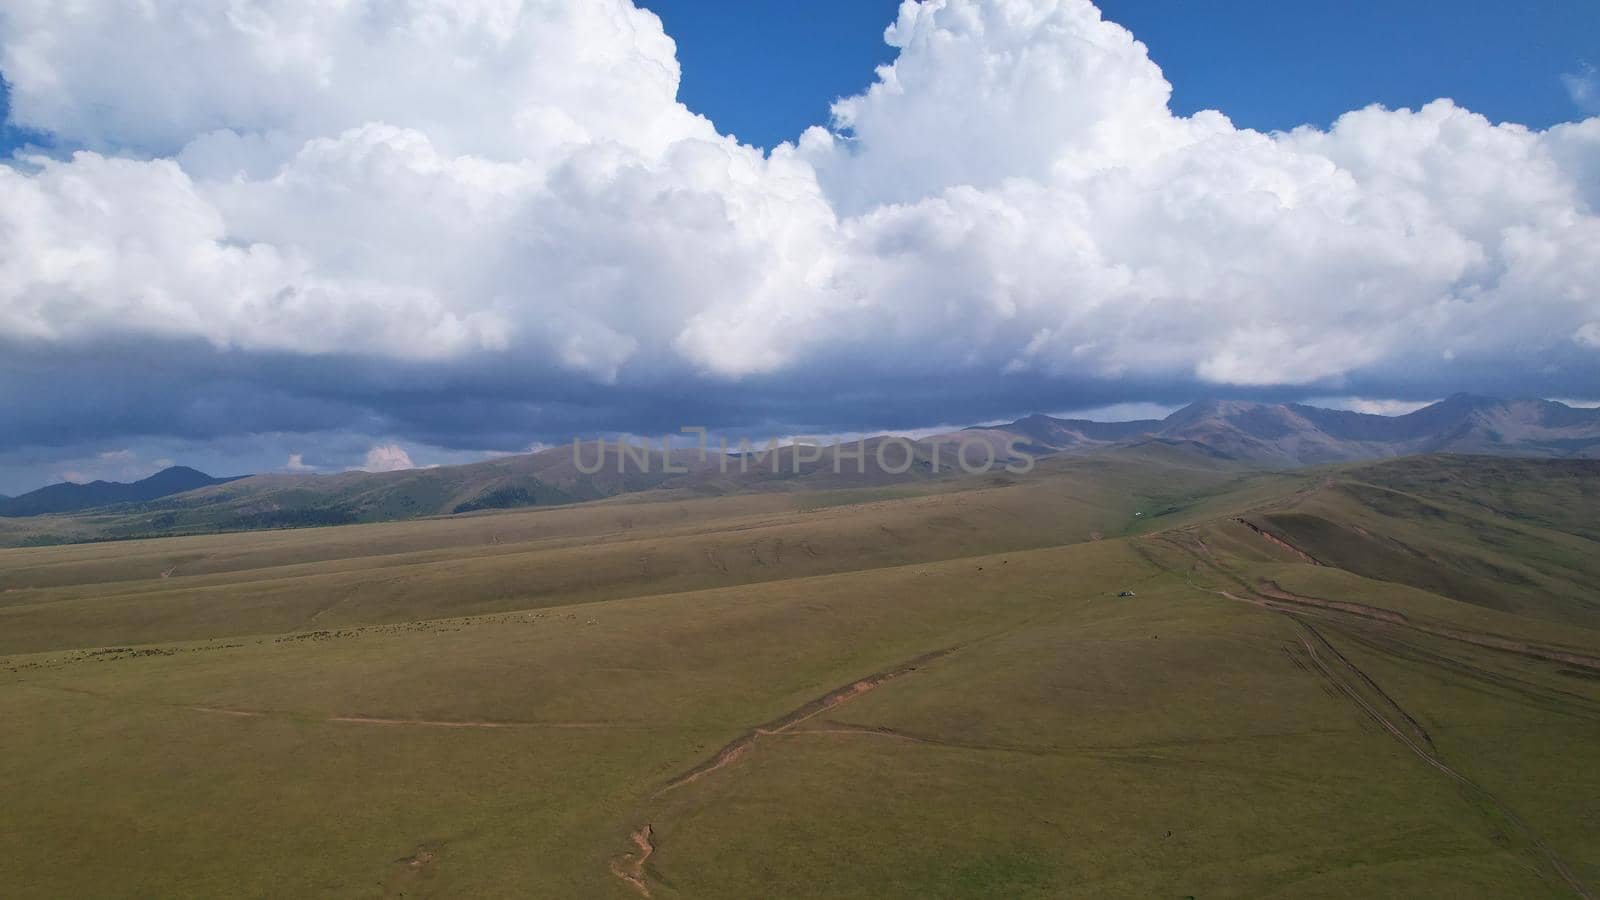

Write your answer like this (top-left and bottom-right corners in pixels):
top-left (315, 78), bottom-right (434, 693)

top-left (3, 450), bottom-right (1596, 897)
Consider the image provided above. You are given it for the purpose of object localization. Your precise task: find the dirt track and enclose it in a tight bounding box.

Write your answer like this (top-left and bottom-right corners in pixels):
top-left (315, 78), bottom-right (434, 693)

top-left (654, 645), bottom-right (960, 797)
top-left (1254, 581), bottom-right (1600, 672)
top-left (1157, 533), bottom-right (1596, 899)
top-left (611, 646), bottom-right (960, 896)
top-left (326, 716), bottom-right (626, 729)
top-left (1290, 617), bottom-right (1593, 900)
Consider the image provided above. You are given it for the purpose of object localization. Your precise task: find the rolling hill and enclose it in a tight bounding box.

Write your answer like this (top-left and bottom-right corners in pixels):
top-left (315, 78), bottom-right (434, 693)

top-left (0, 436), bottom-right (1038, 546)
top-left (1, 451), bottom-right (1595, 897)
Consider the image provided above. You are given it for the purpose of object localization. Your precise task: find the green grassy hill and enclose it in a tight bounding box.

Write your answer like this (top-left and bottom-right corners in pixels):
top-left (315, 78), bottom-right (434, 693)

top-left (0, 447), bottom-right (1270, 654)
top-left (1236, 456), bottom-right (1600, 629)
top-left (2, 451), bottom-right (1595, 897)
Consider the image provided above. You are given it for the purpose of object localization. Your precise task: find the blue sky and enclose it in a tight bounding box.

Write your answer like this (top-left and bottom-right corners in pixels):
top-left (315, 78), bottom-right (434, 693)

top-left (8, 2), bottom-right (1595, 156)
top-left (0, 76), bottom-right (50, 155)
top-left (641, 0), bottom-right (1599, 148)
top-left (7, 1), bottom-right (1594, 155)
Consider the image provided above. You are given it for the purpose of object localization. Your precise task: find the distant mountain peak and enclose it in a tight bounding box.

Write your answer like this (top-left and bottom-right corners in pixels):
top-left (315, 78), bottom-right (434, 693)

top-left (1434, 392), bottom-right (1501, 410)
top-left (0, 466), bottom-right (246, 518)
top-left (157, 464), bottom-right (208, 476)
top-left (1162, 397), bottom-right (1261, 425)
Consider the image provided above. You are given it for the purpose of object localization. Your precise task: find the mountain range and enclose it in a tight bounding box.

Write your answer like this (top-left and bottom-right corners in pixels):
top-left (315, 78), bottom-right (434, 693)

top-left (0, 466), bottom-right (243, 518)
top-left (961, 393), bottom-right (1600, 466)
top-left (2, 395), bottom-right (1597, 543)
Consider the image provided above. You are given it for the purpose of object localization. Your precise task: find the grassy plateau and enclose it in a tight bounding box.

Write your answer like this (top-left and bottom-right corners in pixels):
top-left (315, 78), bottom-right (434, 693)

top-left (2, 449), bottom-right (1596, 897)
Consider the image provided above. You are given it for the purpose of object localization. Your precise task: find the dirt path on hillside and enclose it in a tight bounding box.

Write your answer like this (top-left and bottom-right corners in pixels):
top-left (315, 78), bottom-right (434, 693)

top-left (1209, 580), bottom-right (1600, 674)
top-left (1332, 626), bottom-right (1600, 720)
top-left (1290, 616), bottom-right (1593, 900)
top-left (1157, 535), bottom-right (1595, 899)
top-left (1164, 518), bottom-right (1600, 674)
top-left (179, 699), bottom-right (634, 729)
top-left (189, 706), bottom-right (265, 718)
top-left (326, 716), bottom-right (627, 729)
top-left (653, 645), bottom-right (959, 797)
top-left (24, 683), bottom-right (645, 731)
top-left (1255, 582), bottom-right (1600, 672)
top-left (608, 646), bottom-right (959, 896)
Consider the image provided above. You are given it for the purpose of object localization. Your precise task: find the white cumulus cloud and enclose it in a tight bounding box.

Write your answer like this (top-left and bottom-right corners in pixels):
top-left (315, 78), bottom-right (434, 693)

top-left (358, 444), bottom-right (416, 473)
top-left (1566, 64), bottom-right (1599, 114)
top-left (0, 0), bottom-right (1596, 439)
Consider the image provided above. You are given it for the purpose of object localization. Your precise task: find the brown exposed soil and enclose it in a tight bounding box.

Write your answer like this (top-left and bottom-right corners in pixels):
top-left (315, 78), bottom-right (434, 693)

top-left (384, 841), bottom-right (444, 898)
top-left (609, 825), bottom-right (655, 897)
top-left (1235, 518), bottom-right (1326, 565)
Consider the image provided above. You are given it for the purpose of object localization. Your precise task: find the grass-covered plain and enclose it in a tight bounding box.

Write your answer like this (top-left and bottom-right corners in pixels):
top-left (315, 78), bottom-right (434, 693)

top-left (2, 450), bottom-right (1596, 897)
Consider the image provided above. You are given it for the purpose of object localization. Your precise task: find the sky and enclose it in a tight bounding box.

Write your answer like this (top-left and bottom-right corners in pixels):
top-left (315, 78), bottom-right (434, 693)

top-left (642, 0), bottom-right (1600, 148)
top-left (0, 0), bottom-right (1598, 494)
